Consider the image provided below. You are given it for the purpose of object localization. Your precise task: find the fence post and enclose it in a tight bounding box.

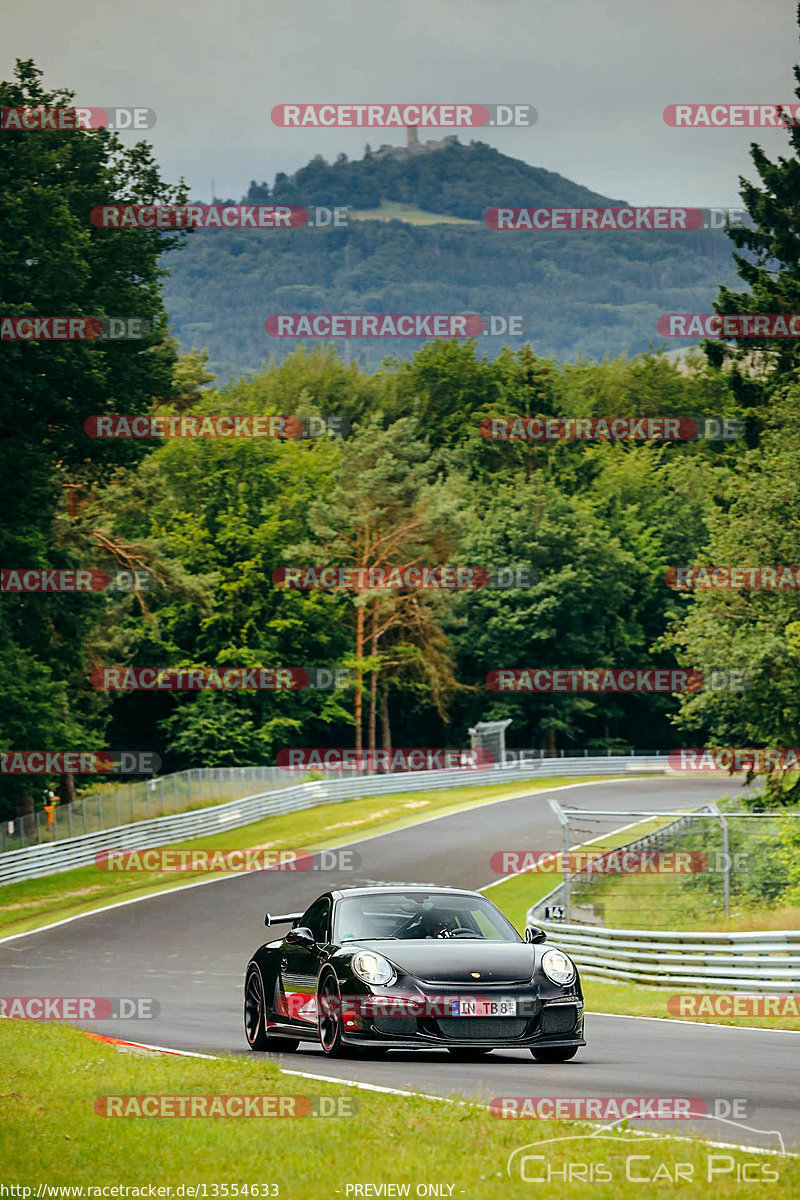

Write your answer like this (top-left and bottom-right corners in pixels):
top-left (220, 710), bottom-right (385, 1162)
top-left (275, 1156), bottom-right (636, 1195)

top-left (547, 797), bottom-right (571, 924)
top-left (562, 819), bottom-right (571, 922)
top-left (707, 802), bottom-right (730, 921)
top-left (721, 815), bottom-right (730, 919)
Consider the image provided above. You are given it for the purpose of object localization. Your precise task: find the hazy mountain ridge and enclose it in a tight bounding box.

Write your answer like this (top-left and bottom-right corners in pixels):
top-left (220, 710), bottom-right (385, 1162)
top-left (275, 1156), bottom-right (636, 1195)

top-left (167, 141), bottom-right (737, 379)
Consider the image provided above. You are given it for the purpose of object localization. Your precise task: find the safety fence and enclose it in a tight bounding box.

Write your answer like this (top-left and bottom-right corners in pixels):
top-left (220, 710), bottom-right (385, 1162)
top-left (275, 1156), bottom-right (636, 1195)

top-left (1, 748), bottom-right (672, 854)
top-left (533, 920), bottom-right (800, 992)
top-left (0, 753), bottom-right (672, 884)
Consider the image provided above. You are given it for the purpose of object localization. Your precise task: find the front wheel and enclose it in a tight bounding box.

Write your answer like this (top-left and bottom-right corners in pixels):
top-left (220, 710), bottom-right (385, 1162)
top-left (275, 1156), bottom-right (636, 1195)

top-left (531, 1046), bottom-right (579, 1063)
top-left (318, 971), bottom-right (348, 1057)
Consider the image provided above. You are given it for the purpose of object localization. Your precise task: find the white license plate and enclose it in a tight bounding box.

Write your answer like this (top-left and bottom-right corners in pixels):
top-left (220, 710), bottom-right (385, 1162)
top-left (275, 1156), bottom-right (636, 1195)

top-left (451, 998), bottom-right (517, 1017)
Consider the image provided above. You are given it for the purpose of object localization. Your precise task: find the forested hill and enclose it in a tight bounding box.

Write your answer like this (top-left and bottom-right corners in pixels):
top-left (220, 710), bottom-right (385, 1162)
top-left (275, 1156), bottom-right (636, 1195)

top-left (164, 140), bottom-right (739, 379)
top-left (240, 139), bottom-right (628, 219)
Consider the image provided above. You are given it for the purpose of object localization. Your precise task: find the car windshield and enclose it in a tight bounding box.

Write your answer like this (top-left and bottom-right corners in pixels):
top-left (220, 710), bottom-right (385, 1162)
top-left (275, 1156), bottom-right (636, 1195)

top-left (334, 892), bottom-right (521, 943)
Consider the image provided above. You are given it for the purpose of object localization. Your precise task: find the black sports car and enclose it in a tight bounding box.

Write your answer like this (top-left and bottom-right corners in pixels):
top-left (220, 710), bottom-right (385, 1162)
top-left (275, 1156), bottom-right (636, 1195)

top-left (243, 885), bottom-right (584, 1060)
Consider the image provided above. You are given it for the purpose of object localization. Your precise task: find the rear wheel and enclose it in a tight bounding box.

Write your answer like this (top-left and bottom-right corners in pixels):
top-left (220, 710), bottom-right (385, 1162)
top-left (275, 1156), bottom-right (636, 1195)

top-left (244, 967), bottom-right (268, 1050)
top-left (244, 967), bottom-right (299, 1053)
top-left (531, 1046), bottom-right (579, 1063)
top-left (447, 1048), bottom-right (493, 1059)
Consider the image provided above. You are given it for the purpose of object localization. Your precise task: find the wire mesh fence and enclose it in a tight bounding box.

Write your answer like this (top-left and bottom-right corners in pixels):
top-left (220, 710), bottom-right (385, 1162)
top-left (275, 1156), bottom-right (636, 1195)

top-left (1, 747), bottom-right (671, 854)
top-left (0, 766), bottom-right (304, 854)
top-left (531, 802), bottom-right (800, 930)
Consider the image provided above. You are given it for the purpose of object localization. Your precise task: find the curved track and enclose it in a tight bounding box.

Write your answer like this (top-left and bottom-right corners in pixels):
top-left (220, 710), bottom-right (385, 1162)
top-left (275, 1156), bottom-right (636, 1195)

top-left (1, 777), bottom-right (796, 1150)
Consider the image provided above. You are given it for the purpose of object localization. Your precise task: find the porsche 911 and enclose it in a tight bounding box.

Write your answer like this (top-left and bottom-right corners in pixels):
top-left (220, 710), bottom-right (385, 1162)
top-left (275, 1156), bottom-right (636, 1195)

top-left (244, 885), bottom-right (584, 1060)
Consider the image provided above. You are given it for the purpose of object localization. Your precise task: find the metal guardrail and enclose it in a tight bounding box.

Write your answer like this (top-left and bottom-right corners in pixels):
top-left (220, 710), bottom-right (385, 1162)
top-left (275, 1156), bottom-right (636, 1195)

top-left (532, 920), bottom-right (800, 993)
top-left (0, 754), bottom-right (671, 885)
top-left (1, 749), bottom-right (670, 853)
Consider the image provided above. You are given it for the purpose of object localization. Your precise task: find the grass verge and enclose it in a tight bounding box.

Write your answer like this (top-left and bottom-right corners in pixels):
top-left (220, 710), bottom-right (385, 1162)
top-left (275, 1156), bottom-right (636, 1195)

top-left (0, 1021), bottom-right (796, 1193)
top-left (0, 776), bottom-right (607, 939)
top-left (581, 976), bottom-right (800, 1031)
top-left (347, 199), bottom-right (481, 225)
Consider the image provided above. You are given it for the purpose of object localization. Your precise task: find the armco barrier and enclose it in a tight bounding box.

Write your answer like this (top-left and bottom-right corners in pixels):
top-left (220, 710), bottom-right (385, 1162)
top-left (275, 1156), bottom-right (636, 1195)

top-left (0, 754), bottom-right (670, 885)
top-left (531, 920), bottom-right (800, 993)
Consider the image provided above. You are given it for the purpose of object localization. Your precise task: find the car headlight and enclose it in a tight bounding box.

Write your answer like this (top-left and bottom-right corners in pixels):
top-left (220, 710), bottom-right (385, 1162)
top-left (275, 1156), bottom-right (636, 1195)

top-left (352, 950), bottom-right (396, 986)
top-left (541, 948), bottom-right (576, 986)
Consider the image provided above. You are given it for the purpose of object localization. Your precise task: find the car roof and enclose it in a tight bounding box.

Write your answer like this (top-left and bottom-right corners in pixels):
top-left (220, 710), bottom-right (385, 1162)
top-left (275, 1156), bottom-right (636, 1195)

top-left (330, 885), bottom-right (482, 900)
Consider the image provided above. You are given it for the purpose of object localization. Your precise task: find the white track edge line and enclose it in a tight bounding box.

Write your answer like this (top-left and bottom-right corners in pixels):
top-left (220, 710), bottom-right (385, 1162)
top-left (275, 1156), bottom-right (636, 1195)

top-left (83, 1034), bottom-right (797, 1156)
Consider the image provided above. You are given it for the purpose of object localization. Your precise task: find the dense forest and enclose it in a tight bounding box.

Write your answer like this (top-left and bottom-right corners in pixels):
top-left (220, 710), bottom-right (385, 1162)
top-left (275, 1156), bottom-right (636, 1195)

top-left (2, 58), bottom-right (800, 818)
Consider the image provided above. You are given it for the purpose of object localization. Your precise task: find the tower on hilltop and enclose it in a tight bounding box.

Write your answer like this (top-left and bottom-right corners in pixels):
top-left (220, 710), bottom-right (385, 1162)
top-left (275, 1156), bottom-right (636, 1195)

top-left (406, 124), bottom-right (420, 151)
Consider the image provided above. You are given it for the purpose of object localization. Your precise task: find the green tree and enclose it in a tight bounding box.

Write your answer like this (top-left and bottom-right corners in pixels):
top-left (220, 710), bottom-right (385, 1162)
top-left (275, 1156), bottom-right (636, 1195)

top-left (0, 59), bottom-right (188, 816)
top-left (667, 386), bottom-right (800, 802)
top-left (705, 8), bottom-right (800, 400)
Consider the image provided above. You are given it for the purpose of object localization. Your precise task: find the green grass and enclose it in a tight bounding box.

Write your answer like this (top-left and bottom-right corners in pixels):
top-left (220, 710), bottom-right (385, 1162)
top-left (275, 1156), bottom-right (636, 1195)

top-left (0, 776), bottom-right (607, 939)
top-left (1, 1021), bottom-right (797, 1193)
top-left (348, 199), bottom-right (481, 225)
top-left (581, 976), bottom-right (800, 1031)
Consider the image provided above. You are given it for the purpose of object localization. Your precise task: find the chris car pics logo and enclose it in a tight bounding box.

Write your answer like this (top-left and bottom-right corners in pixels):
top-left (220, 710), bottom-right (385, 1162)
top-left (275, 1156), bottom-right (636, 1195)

top-left (506, 1119), bottom-right (785, 1184)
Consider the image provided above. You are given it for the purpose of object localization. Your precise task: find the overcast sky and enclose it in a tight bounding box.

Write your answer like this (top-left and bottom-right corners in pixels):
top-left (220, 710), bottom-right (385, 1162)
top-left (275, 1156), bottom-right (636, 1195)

top-left (3, 0), bottom-right (798, 206)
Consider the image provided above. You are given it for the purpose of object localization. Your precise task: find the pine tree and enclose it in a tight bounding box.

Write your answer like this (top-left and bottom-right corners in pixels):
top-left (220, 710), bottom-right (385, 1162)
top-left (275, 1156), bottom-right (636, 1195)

top-left (705, 6), bottom-right (800, 404)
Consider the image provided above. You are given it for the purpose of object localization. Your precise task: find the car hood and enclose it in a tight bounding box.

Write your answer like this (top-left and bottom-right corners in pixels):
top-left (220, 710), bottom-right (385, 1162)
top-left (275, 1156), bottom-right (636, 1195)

top-left (369, 941), bottom-right (537, 985)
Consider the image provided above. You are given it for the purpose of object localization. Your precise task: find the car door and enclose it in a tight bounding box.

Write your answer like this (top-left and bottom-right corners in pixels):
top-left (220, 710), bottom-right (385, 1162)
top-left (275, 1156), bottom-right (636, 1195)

top-left (279, 895), bottom-right (331, 1028)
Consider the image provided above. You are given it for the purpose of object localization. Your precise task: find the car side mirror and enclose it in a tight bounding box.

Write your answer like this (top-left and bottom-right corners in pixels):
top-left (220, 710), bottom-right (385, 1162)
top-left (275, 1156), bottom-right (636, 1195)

top-left (525, 925), bottom-right (547, 944)
top-left (286, 926), bottom-right (316, 951)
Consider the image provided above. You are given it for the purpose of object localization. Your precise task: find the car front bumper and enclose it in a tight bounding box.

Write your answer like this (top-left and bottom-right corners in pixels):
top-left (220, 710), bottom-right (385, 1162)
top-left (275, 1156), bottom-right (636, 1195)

top-left (338, 989), bottom-right (585, 1049)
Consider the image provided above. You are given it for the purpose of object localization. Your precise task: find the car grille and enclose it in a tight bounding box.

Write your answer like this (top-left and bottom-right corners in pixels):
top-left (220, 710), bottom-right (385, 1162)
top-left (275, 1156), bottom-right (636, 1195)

top-left (437, 1018), bottom-right (528, 1040)
top-left (373, 1015), bottom-right (417, 1037)
top-left (540, 1005), bottom-right (579, 1035)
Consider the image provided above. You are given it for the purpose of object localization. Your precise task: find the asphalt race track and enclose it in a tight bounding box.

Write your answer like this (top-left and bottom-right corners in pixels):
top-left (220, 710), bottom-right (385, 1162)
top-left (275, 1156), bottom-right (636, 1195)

top-left (1, 777), bottom-right (796, 1151)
